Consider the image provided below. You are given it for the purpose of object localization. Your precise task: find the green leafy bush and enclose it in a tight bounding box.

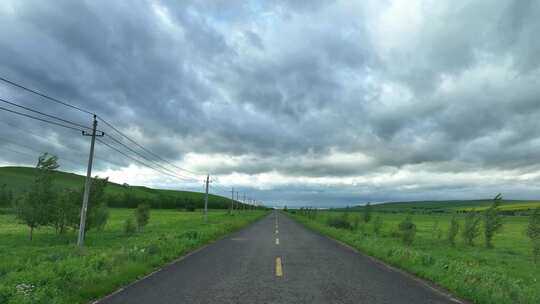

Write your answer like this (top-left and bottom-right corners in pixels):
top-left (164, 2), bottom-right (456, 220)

top-left (123, 217), bottom-right (136, 235)
top-left (398, 215), bottom-right (416, 246)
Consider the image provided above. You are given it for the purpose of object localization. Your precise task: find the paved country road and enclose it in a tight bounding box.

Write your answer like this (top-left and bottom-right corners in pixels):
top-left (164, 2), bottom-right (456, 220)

top-left (97, 211), bottom-right (464, 304)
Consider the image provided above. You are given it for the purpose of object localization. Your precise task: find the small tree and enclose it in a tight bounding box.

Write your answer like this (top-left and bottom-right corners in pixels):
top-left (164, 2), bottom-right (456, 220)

top-left (363, 202), bottom-right (372, 223)
top-left (352, 214), bottom-right (360, 231)
top-left (432, 220), bottom-right (442, 240)
top-left (76, 176), bottom-right (109, 232)
top-left (526, 208), bottom-right (540, 265)
top-left (448, 214), bottom-right (460, 246)
top-left (484, 194), bottom-right (504, 248)
top-left (398, 215), bottom-right (416, 246)
top-left (14, 153), bottom-right (59, 240)
top-left (373, 215), bottom-right (383, 235)
top-left (135, 203), bottom-right (151, 232)
top-left (0, 184), bottom-right (12, 207)
top-left (52, 189), bottom-right (79, 234)
top-left (123, 217), bottom-right (136, 235)
top-left (462, 211), bottom-right (481, 246)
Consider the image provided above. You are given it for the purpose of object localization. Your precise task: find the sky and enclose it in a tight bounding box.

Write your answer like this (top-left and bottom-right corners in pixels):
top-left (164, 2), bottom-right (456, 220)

top-left (1, 0), bottom-right (540, 208)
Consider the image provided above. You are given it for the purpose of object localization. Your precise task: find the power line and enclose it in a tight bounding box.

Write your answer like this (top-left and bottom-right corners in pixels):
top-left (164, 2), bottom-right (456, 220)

top-left (97, 115), bottom-right (204, 177)
top-left (0, 75), bottom-right (94, 115)
top-left (0, 104), bottom-right (84, 132)
top-left (0, 96), bottom-right (93, 131)
top-left (96, 137), bottom-right (198, 183)
top-left (105, 134), bottom-right (198, 182)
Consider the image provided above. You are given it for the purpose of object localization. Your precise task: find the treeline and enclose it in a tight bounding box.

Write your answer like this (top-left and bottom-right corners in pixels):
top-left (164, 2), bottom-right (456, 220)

top-left (106, 192), bottom-right (232, 210)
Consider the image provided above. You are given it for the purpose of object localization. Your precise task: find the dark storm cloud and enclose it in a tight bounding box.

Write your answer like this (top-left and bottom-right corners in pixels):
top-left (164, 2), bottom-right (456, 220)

top-left (1, 0), bottom-right (540, 206)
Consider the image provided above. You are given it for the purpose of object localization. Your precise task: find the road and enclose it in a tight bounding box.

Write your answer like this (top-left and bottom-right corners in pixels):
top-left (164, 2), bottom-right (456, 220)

top-left (98, 211), bottom-right (462, 304)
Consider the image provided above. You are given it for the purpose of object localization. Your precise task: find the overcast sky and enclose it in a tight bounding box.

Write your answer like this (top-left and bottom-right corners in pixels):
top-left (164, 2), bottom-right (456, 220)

top-left (1, 0), bottom-right (540, 208)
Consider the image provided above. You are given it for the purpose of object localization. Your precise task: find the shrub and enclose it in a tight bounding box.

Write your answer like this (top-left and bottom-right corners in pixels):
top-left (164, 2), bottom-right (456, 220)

top-left (526, 208), bottom-right (540, 264)
top-left (352, 214), bottom-right (360, 231)
top-left (373, 216), bottom-right (383, 235)
top-left (135, 204), bottom-right (151, 232)
top-left (327, 216), bottom-right (352, 230)
top-left (484, 194), bottom-right (504, 248)
top-left (123, 217), bottom-right (136, 235)
top-left (363, 202), bottom-right (372, 223)
top-left (448, 214), bottom-right (460, 246)
top-left (398, 215), bottom-right (416, 246)
top-left (462, 211), bottom-right (481, 246)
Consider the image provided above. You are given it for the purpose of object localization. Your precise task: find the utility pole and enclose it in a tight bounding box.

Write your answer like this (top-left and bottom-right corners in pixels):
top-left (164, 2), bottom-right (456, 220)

top-left (204, 174), bottom-right (209, 222)
top-left (243, 193), bottom-right (246, 211)
top-left (77, 114), bottom-right (104, 248)
top-left (236, 191), bottom-right (239, 210)
top-left (230, 187), bottom-right (235, 214)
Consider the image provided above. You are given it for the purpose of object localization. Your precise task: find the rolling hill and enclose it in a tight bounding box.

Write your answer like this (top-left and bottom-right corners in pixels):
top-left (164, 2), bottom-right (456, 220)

top-left (0, 166), bottom-right (244, 209)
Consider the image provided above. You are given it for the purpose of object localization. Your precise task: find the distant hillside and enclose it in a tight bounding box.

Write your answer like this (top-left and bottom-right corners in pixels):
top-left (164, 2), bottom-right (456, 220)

top-left (0, 166), bottom-right (245, 209)
top-left (342, 199), bottom-right (540, 215)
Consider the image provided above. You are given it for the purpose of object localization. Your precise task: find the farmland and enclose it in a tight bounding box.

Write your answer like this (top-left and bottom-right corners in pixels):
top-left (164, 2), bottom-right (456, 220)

top-left (0, 208), bottom-right (267, 304)
top-left (290, 210), bottom-right (540, 304)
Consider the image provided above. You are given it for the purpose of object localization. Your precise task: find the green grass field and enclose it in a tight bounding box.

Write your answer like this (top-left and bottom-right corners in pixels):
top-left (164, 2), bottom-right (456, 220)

top-left (290, 211), bottom-right (540, 304)
top-left (0, 208), bottom-right (267, 304)
top-left (347, 199), bottom-right (540, 214)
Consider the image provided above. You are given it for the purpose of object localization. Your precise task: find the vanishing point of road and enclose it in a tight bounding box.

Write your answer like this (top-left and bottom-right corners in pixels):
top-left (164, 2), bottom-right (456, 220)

top-left (97, 211), bottom-right (464, 304)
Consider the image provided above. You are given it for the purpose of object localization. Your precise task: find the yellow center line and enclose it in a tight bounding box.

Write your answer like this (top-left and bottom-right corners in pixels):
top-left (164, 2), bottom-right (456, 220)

top-left (275, 257), bottom-right (283, 277)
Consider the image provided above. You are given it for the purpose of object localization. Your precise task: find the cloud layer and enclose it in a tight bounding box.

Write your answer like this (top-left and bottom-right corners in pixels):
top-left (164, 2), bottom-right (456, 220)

top-left (1, 0), bottom-right (540, 207)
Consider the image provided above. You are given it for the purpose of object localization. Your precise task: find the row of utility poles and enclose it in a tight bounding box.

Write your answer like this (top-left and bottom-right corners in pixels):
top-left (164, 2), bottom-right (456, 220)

top-left (202, 179), bottom-right (262, 222)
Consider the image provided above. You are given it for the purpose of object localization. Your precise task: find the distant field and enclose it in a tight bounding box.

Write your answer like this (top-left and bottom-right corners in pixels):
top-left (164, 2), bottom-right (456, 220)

top-left (0, 208), bottom-right (267, 304)
top-left (290, 210), bottom-right (540, 304)
top-left (347, 199), bottom-right (540, 214)
top-left (0, 166), bottom-right (240, 209)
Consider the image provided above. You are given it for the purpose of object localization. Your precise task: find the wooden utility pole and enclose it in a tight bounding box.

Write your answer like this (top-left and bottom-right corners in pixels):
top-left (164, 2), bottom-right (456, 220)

top-left (204, 174), bottom-right (209, 222)
top-left (77, 114), bottom-right (104, 248)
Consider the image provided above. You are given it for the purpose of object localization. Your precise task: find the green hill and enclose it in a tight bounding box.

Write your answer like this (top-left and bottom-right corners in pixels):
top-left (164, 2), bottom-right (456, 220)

top-left (345, 199), bottom-right (540, 214)
top-left (0, 166), bottom-right (244, 209)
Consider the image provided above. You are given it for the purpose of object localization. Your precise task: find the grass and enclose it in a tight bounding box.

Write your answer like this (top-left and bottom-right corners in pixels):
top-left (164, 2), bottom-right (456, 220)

top-left (347, 199), bottom-right (540, 213)
top-left (289, 211), bottom-right (540, 304)
top-left (0, 208), bottom-right (267, 304)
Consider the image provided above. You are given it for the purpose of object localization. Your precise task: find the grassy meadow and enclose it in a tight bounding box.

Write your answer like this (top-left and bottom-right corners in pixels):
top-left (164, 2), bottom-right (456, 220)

top-left (290, 210), bottom-right (540, 304)
top-left (0, 208), bottom-right (267, 304)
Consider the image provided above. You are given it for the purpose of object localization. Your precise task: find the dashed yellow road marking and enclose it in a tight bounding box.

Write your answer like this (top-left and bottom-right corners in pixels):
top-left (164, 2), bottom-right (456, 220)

top-left (275, 257), bottom-right (283, 277)
top-left (276, 238), bottom-right (280, 245)
top-left (275, 229), bottom-right (278, 234)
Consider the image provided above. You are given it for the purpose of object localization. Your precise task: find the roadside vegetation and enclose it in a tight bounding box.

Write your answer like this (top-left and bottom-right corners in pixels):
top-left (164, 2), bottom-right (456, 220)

top-left (0, 154), bottom-right (268, 303)
top-left (289, 198), bottom-right (540, 304)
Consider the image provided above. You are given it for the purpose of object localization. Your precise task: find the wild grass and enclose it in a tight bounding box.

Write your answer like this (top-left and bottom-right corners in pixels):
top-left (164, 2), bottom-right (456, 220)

top-left (290, 211), bottom-right (540, 304)
top-left (0, 208), bottom-right (266, 304)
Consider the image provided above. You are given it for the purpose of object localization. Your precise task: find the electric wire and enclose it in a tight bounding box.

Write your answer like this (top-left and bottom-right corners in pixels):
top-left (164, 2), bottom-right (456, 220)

top-left (0, 97), bottom-right (93, 131)
top-left (0, 105), bottom-right (84, 132)
top-left (0, 76), bottom-right (94, 115)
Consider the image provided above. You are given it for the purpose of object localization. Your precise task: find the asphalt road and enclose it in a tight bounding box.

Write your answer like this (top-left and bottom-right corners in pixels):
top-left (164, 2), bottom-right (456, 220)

top-left (97, 211), bottom-right (463, 304)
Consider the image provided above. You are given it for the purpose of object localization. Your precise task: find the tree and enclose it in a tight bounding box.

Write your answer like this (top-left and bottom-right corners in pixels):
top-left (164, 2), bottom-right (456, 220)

top-left (52, 189), bottom-right (79, 234)
top-left (135, 203), bottom-right (151, 232)
top-left (398, 215), bottom-right (416, 246)
top-left (432, 220), bottom-right (442, 240)
top-left (484, 194), bottom-right (504, 248)
top-left (526, 208), bottom-right (540, 265)
top-left (363, 202), bottom-right (372, 223)
top-left (13, 153), bottom-right (58, 240)
top-left (462, 211), bottom-right (481, 246)
top-left (73, 176), bottom-right (109, 232)
top-left (123, 217), bottom-right (136, 235)
top-left (448, 214), bottom-right (460, 246)
top-left (373, 215), bottom-right (383, 235)
top-left (0, 184), bottom-right (11, 207)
